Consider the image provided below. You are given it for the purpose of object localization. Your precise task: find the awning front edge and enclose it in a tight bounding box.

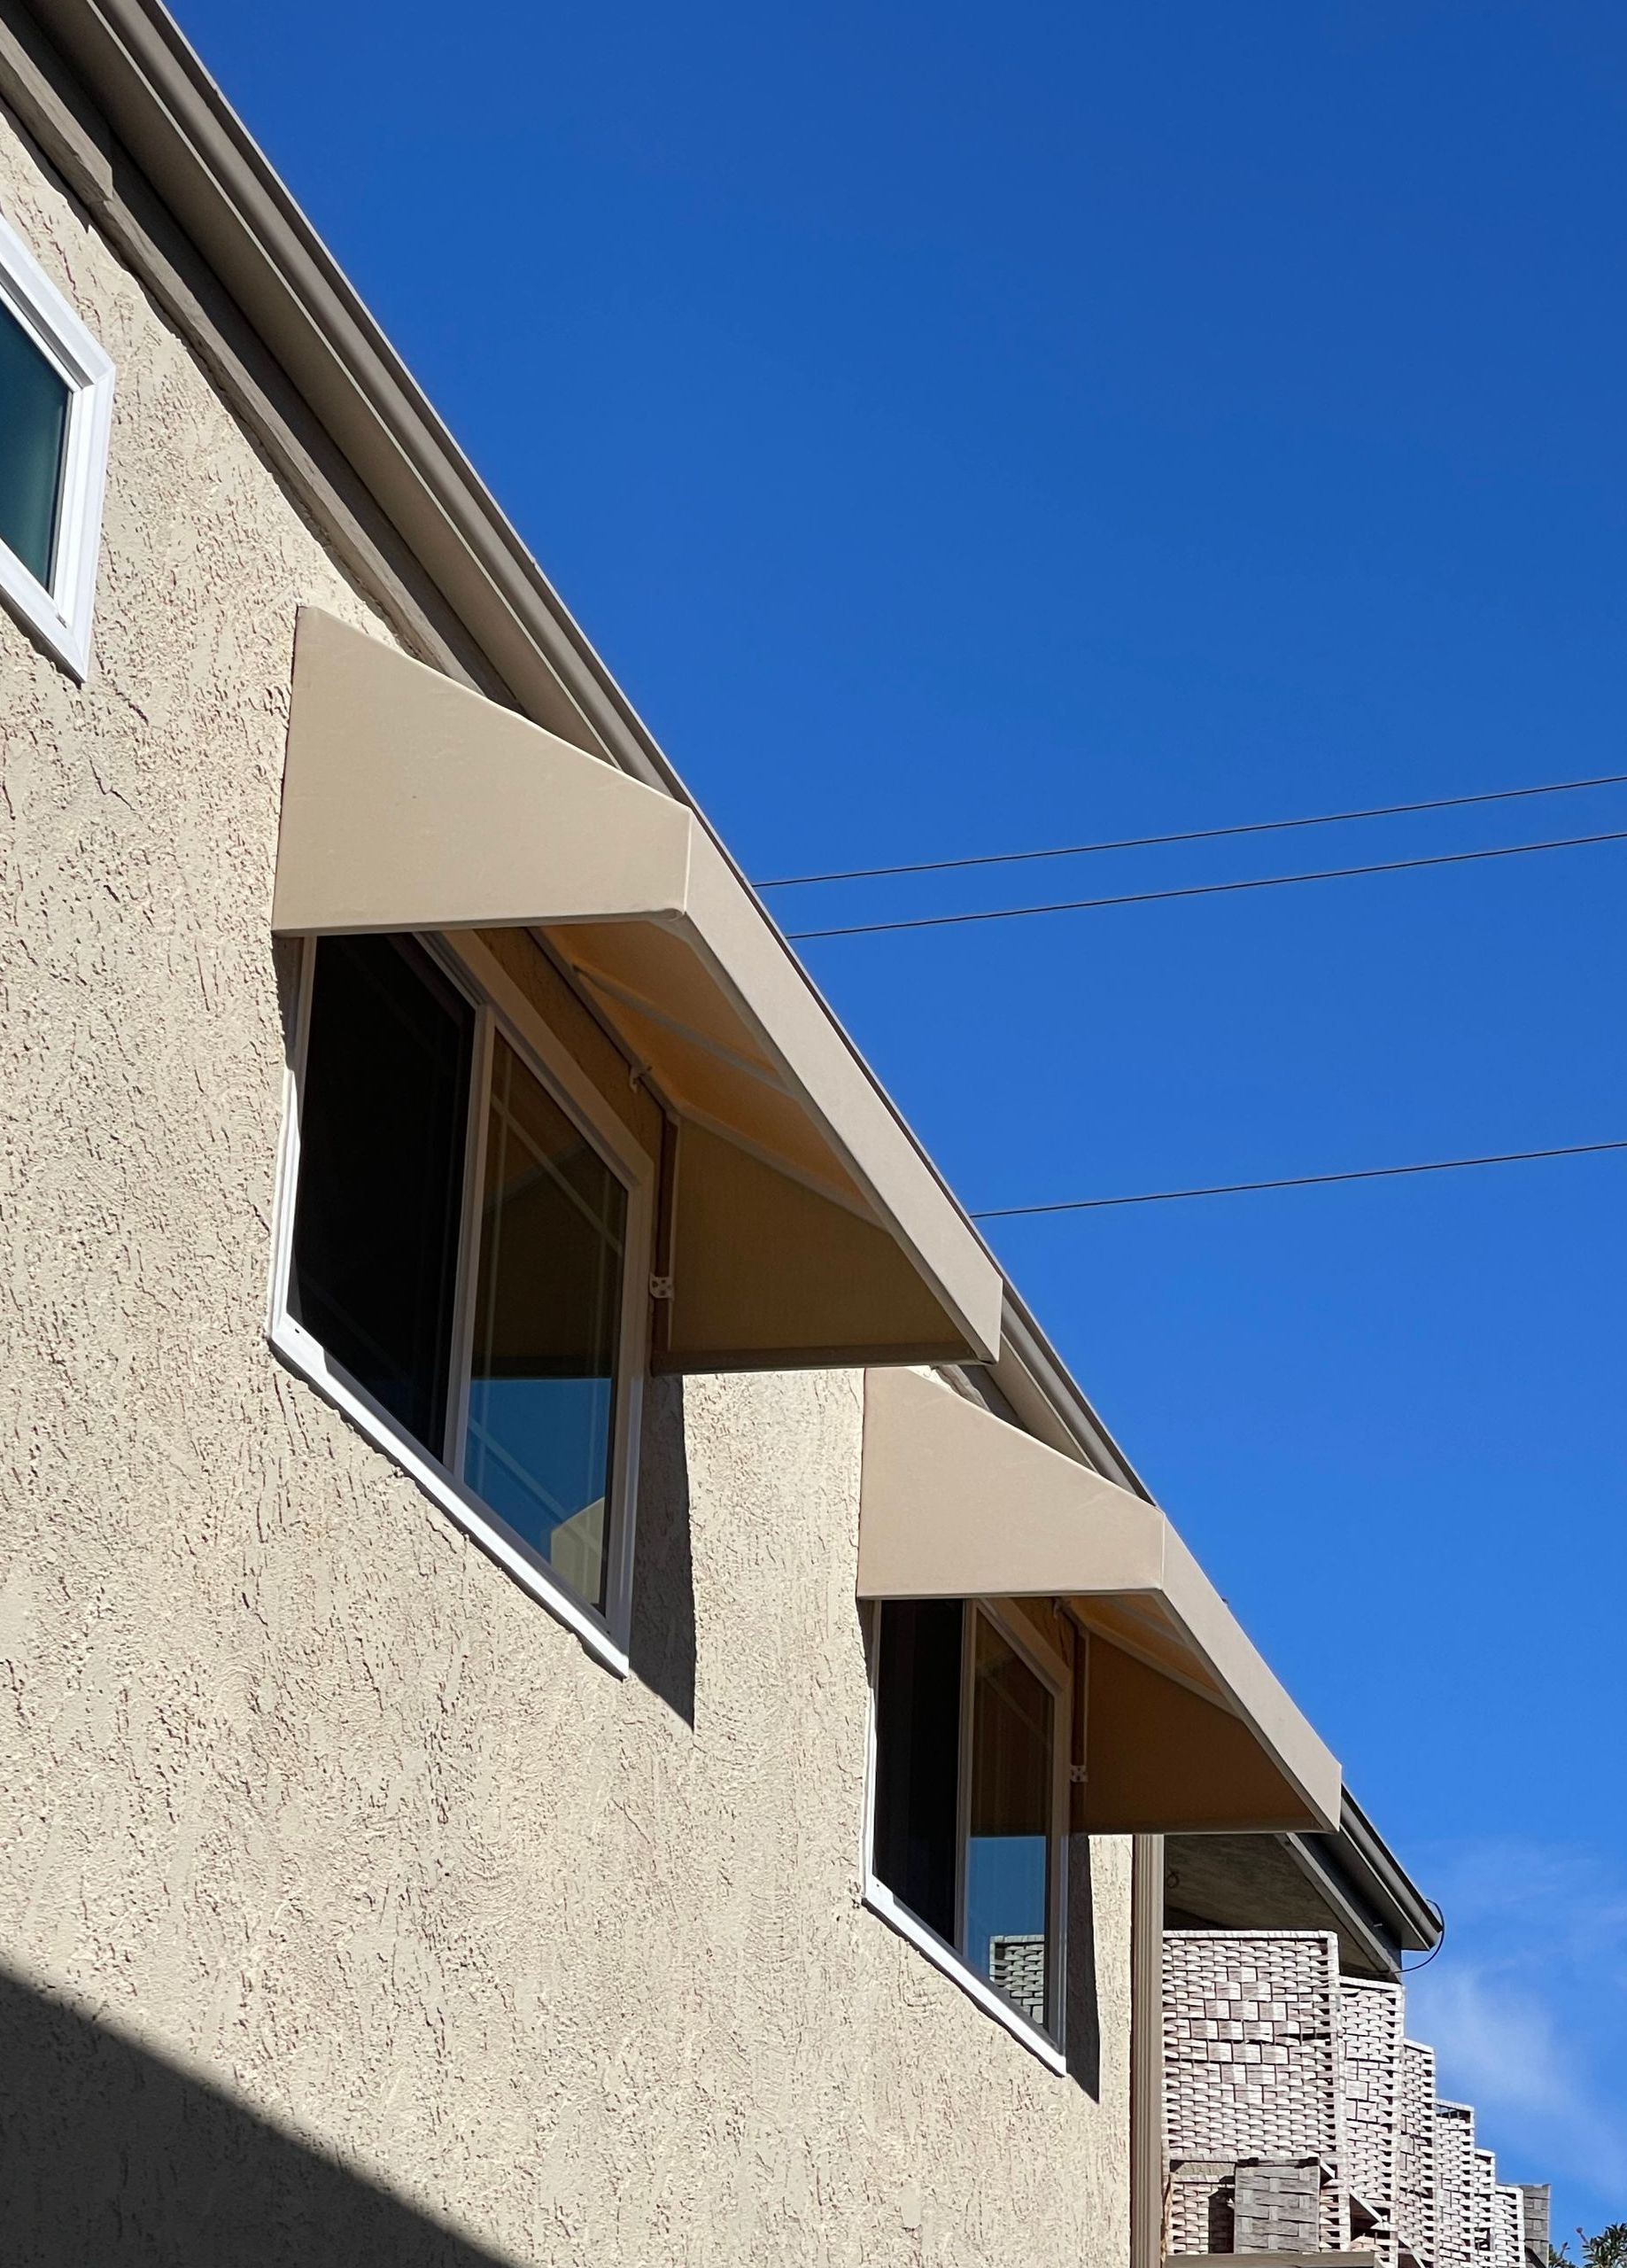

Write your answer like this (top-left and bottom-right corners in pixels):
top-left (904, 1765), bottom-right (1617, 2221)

top-left (272, 608), bottom-right (1003, 1371)
top-left (857, 1368), bottom-right (1342, 1835)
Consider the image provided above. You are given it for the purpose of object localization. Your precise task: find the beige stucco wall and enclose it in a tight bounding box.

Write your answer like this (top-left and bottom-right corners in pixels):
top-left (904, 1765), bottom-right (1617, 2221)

top-left (0, 96), bottom-right (1132, 2267)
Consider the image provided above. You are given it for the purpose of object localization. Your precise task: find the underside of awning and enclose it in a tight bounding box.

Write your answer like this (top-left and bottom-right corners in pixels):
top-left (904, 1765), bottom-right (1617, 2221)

top-left (272, 610), bottom-right (1003, 1371)
top-left (857, 1370), bottom-right (1341, 1835)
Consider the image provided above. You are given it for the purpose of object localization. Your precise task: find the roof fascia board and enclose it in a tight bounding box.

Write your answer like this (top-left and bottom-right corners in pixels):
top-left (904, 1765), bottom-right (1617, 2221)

top-left (993, 1289), bottom-right (1154, 1498)
top-left (1278, 1831), bottom-right (1403, 1981)
top-left (1330, 1791), bottom-right (1442, 1954)
top-left (19, 0), bottom-right (666, 775)
top-left (0, 3), bottom-right (506, 701)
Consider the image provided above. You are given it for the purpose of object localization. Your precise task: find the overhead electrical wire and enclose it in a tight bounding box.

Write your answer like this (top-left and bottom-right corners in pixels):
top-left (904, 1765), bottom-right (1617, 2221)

top-left (755, 767), bottom-right (1627, 890)
top-left (969, 1138), bottom-right (1627, 1218)
top-left (784, 826), bottom-right (1627, 940)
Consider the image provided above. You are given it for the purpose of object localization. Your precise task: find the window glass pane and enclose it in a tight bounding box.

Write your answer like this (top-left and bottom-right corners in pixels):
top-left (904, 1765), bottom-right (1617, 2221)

top-left (872, 1599), bottom-right (963, 1945)
top-left (290, 934), bottom-right (473, 1452)
top-left (0, 296), bottom-right (70, 587)
top-left (463, 1034), bottom-right (626, 1612)
top-left (966, 1615), bottom-right (1054, 2031)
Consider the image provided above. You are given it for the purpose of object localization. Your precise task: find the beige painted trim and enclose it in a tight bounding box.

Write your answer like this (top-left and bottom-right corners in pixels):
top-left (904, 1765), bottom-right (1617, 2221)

top-left (1130, 1834), bottom-right (1166, 2268)
top-left (856, 1371), bottom-right (1341, 1834)
top-left (1172, 2256), bottom-right (1381, 2267)
top-left (273, 610), bottom-right (1003, 1370)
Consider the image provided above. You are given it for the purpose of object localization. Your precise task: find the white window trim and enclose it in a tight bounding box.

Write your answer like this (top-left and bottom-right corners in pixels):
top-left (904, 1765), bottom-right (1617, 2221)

top-left (861, 1597), bottom-right (1072, 2078)
top-left (267, 930), bottom-right (654, 1678)
top-left (0, 207), bottom-right (114, 682)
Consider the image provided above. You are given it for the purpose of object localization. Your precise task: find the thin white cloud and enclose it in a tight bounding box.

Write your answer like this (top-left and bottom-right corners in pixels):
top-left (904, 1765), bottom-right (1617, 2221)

top-left (1411, 1961), bottom-right (1626, 2181)
top-left (1416, 1965), bottom-right (1573, 2117)
top-left (1404, 1839), bottom-right (1627, 2217)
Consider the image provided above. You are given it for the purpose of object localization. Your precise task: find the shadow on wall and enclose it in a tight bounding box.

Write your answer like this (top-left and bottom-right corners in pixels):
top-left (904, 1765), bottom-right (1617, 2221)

top-left (0, 1968), bottom-right (525, 2267)
top-left (627, 1371), bottom-right (697, 1728)
top-left (1065, 1832), bottom-right (1103, 2100)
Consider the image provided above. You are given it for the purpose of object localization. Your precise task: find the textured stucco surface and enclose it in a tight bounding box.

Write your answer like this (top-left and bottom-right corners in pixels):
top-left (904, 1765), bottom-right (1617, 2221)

top-left (0, 103), bottom-right (1131, 2265)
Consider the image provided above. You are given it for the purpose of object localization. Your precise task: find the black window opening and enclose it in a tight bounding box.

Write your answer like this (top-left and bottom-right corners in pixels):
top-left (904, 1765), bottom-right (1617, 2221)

top-left (872, 1599), bottom-right (1061, 2037)
top-left (0, 294), bottom-right (71, 588)
top-left (288, 933), bottom-right (631, 1615)
top-left (291, 933), bottom-right (471, 1449)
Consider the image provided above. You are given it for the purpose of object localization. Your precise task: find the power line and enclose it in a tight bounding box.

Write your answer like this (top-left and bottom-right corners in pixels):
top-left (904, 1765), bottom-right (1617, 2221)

top-left (755, 768), bottom-right (1627, 890)
top-left (969, 1138), bottom-right (1627, 1218)
top-left (786, 826), bottom-right (1627, 940)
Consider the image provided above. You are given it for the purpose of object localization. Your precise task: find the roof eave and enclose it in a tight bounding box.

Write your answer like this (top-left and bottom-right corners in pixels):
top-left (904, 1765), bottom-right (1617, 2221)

top-left (1328, 1790), bottom-right (1442, 1955)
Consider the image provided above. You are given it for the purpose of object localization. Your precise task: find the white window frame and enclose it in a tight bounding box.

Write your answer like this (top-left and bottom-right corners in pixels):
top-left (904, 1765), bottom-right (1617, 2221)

top-left (0, 207), bottom-right (114, 682)
top-left (267, 929), bottom-right (653, 1676)
top-left (862, 1596), bottom-right (1072, 2076)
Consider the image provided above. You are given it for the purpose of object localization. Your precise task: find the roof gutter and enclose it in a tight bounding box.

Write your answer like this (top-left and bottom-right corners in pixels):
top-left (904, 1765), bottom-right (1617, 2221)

top-left (15, 0), bottom-right (686, 784)
top-left (1325, 1790), bottom-right (1443, 1957)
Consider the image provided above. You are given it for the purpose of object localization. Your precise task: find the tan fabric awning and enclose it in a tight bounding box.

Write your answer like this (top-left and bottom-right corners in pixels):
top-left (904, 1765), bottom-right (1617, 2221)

top-left (272, 610), bottom-right (1003, 1371)
top-left (857, 1370), bottom-right (1341, 1834)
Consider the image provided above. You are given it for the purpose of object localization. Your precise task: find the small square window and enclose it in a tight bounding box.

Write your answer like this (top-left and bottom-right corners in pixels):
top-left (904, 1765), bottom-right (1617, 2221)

top-left (0, 209), bottom-right (114, 681)
top-left (275, 932), bottom-right (650, 1654)
top-left (870, 1599), bottom-right (1068, 2049)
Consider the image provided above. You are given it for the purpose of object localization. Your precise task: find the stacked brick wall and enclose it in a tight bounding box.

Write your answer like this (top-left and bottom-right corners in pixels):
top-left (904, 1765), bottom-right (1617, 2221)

top-left (1164, 1935), bottom-right (1540, 2263)
top-left (1342, 1978), bottom-right (1405, 2267)
top-left (1519, 2185), bottom-right (1551, 2268)
top-left (1233, 2159), bottom-right (1325, 2253)
top-left (1163, 1931), bottom-right (1345, 2254)
top-left (1474, 2150), bottom-right (1499, 2266)
top-left (1494, 2187), bottom-right (1527, 2268)
top-left (1434, 2102), bottom-right (1477, 2268)
top-left (1398, 2041), bottom-right (1438, 2268)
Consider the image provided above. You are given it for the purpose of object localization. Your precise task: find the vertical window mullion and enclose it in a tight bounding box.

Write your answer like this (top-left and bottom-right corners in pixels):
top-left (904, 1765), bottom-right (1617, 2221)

top-left (955, 1601), bottom-right (976, 1961)
top-left (444, 999), bottom-right (495, 1475)
top-left (1048, 1623), bottom-right (1073, 2048)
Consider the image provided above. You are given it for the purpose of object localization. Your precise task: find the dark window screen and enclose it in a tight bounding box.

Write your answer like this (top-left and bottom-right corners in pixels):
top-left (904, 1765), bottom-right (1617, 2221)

top-left (872, 1599), bottom-right (964, 1945)
top-left (290, 934), bottom-right (473, 1453)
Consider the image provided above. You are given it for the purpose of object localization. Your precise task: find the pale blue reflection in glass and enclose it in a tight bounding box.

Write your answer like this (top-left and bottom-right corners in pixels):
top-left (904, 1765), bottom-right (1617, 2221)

top-left (463, 1035), bottom-right (626, 1612)
top-left (966, 1615), bottom-right (1054, 2030)
top-left (0, 296), bottom-right (70, 587)
top-left (465, 1377), bottom-right (615, 1588)
top-left (967, 1834), bottom-right (1049, 1995)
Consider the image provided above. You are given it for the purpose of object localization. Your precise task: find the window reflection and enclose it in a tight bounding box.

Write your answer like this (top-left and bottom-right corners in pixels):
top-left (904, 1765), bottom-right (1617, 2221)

top-left (965, 1614), bottom-right (1054, 2029)
top-left (0, 297), bottom-right (70, 586)
top-left (464, 1035), bottom-right (626, 1612)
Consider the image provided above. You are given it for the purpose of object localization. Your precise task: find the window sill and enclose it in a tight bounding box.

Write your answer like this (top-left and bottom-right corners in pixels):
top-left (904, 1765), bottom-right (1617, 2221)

top-left (862, 1876), bottom-right (1067, 2077)
top-left (0, 546), bottom-right (91, 681)
top-left (267, 1312), bottom-right (631, 1680)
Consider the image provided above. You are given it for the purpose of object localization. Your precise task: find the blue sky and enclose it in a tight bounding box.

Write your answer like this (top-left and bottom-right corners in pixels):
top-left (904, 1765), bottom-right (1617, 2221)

top-left (172, 0), bottom-right (1626, 2223)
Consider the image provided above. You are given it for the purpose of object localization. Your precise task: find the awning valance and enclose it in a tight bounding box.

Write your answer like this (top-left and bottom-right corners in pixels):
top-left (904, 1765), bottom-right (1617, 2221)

top-left (272, 609), bottom-right (1003, 1372)
top-left (857, 1369), bottom-right (1341, 1835)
